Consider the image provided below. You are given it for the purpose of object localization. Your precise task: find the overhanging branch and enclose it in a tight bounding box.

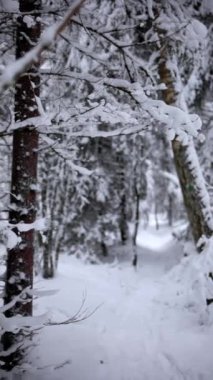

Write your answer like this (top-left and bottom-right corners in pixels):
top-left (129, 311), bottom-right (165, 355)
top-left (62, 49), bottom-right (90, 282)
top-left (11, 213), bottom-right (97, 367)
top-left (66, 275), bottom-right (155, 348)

top-left (0, 0), bottom-right (85, 93)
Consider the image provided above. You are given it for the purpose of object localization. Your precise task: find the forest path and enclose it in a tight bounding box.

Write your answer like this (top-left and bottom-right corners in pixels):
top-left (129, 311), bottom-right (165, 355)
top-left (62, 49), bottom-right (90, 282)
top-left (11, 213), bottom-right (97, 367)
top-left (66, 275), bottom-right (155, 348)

top-left (29, 221), bottom-right (213, 380)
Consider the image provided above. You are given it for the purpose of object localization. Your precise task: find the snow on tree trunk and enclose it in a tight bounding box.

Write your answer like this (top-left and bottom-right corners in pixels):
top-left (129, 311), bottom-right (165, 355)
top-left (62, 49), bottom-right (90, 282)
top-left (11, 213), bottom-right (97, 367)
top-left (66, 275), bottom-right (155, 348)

top-left (2, 0), bottom-right (41, 370)
top-left (172, 139), bottom-right (213, 243)
top-left (159, 48), bottom-right (213, 247)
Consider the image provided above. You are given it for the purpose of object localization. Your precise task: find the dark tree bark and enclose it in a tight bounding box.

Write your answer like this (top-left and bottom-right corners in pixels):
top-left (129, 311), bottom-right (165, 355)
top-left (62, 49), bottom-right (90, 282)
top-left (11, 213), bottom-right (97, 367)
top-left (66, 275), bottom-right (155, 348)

top-left (132, 178), bottom-right (140, 268)
top-left (119, 193), bottom-right (129, 244)
top-left (116, 151), bottom-right (128, 245)
top-left (2, 0), bottom-right (41, 370)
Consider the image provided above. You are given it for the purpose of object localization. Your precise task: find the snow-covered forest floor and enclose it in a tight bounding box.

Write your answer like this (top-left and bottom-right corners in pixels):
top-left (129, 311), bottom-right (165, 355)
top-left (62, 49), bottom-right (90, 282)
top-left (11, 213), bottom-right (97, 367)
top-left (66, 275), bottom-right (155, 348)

top-left (25, 218), bottom-right (213, 379)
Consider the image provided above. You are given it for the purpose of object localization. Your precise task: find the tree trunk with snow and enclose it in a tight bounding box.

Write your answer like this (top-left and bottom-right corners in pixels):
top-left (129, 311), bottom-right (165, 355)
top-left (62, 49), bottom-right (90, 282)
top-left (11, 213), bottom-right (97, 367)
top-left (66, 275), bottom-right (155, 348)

top-left (158, 49), bottom-right (213, 247)
top-left (172, 139), bottom-right (212, 243)
top-left (2, 0), bottom-right (41, 369)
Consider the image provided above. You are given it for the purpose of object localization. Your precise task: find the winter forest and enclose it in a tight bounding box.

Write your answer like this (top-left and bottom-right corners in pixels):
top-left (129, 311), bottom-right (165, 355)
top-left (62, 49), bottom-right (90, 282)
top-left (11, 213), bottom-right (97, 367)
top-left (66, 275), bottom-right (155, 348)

top-left (0, 0), bottom-right (213, 378)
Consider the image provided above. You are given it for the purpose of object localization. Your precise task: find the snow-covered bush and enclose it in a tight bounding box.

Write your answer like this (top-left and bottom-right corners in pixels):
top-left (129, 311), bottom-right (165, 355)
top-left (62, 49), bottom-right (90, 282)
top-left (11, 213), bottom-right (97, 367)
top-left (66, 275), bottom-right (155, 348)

top-left (165, 237), bottom-right (213, 324)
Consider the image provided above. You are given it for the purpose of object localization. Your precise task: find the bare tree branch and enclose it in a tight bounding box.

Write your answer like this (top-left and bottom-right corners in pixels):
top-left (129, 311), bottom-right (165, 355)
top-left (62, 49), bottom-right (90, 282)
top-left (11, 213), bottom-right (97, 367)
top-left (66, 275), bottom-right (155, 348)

top-left (0, 0), bottom-right (85, 93)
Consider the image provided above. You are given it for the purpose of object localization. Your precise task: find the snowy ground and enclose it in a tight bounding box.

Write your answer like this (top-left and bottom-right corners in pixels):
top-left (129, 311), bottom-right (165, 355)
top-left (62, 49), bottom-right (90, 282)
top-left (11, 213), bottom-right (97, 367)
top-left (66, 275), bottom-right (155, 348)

top-left (15, 220), bottom-right (213, 379)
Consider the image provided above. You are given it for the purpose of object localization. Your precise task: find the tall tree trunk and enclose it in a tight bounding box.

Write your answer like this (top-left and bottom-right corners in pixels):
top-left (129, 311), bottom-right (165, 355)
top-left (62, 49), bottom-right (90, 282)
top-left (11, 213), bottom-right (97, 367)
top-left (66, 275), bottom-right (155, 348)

top-left (2, 0), bottom-right (41, 370)
top-left (158, 46), bottom-right (213, 246)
